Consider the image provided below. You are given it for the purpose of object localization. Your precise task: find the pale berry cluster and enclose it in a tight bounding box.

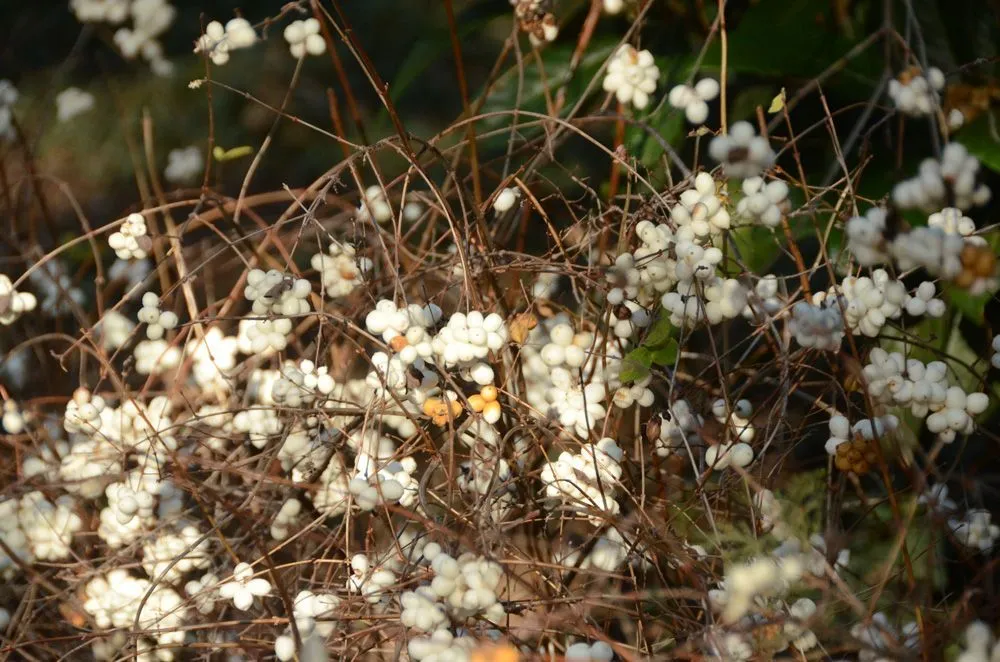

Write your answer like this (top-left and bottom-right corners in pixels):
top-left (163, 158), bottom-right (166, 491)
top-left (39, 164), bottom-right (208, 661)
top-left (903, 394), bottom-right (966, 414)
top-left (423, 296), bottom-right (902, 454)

top-left (137, 292), bottom-right (178, 340)
top-left (705, 399), bottom-right (755, 471)
top-left (736, 176), bottom-right (790, 228)
top-left (540, 437), bottom-right (624, 522)
top-left (709, 121), bottom-right (776, 179)
top-left (667, 78), bottom-right (720, 125)
top-left (219, 562), bottom-right (272, 611)
top-left (602, 45), bottom-right (660, 110)
top-left (0, 275), bottom-right (37, 326)
top-left (108, 212), bottom-right (152, 260)
top-left (274, 590), bottom-right (340, 661)
top-left (863, 348), bottom-right (988, 442)
top-left (284, 18), bottom-right (326, 58)
top-left (357, 184), bottom-right (394, 223)
top-left (311, 241), bottom-right (372, 298)
top-left (671, 172), bottom-right (732, 238)
top-left (892, 143), bottom-right (992, 212)
top-left (888, 66), bottom-right (945, 116)
top-left (950, 509), bottom-right (1000, 553)
top-left (195, 17), bottom-right (258, 65)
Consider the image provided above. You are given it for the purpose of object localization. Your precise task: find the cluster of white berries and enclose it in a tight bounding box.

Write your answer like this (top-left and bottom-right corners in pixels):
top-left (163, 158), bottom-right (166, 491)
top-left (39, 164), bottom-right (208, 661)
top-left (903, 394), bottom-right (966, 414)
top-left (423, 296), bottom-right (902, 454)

top-left (893, 143), bottom-right (992, 212)
top-left (431, 311), bottom-right (508, 369)
top-left (137, 292), bottom-right (178, 340)
top-left (788, 296), bottom-right (844, 350)
top-left (671, 172), bottom-right (732, 238)
top-left (72, 0), bottom-right (175, 75)
top-left (0, 492), bottom-right (83, 570)
top-left (273, 359), bottom-right (337, 407)
top-left (142, 524), bottom-right (211, 582)
top-left (956, 621), bottom-right (1000, 662)
top-left (709, 121), bottom-right (776, 179)
top-left (824, 412), bottom-right (899, 455)
top-left (888, 66), bottom-right (945, 116)
top-left (55, 86), bottom-right (95, 123)
top-left (400, 543), bottom-right (506, 632)
top-left (348, 456), bottom-right (418, 511)
top-left (602, 45), bottom-right (660, 110)
top-left (366, 299), bottom-right (441, 364)
top-left (831, 269), bottom-right (908, 337)
top-left (109, 212), bottom-right (151, 260)
top-left (311, 241), bottom-right (372, 298)
top-left (348, 553), bottom-right (398, 605)
top-left (274, 590), bottom-right (340, 661)
top-left (540, 437), bottom-right (624, 522)
top-left (950, 509), bottom-right (1000, 553)
top-left (705, 399), bottom-right (754, 471)
top-left (651, 399), bottom-right (703, 457)
top-left (667, 78), bottom-right (720, 125)
top-left (195, 17), bottom-right (257, 65)
top-left (0, 274), bottom-right (37, 325)
top-left (83, 569), bottom-right (188, 658)
top-left (851, 613), bottom-right (920, 662)
top-left (710, 554), bottom-right (804, 623)
top-left (736, 176), bottom-right (790, 228)
top-left (284, 18), bottom-right (326, 58)
top-left (219, 562), bottom-right (272, 611)
top-left (661, 276), bottom-right (748, 327)
top-left (565, 641), bottom-right (615, 661)
top-left (245, 269), bottom-right (312, 316)
top-left (863, 348), bottom-right (988, 442)
top-left (742, 275), bottom-right (784, 321)
top-left (929, 206), bottom-right (977, 236)
top-left (992, 334), bottom-right (1000, 370)
top-left (357, 185), bottom-right (394, 223)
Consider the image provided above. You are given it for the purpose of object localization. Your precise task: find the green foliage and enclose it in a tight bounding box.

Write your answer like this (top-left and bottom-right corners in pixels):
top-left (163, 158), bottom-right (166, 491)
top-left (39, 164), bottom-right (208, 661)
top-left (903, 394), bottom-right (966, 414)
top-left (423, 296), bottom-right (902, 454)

top-left (620, 313), bottom-right (678, 382)
top-left (850, 497), bottom-right (948, 595)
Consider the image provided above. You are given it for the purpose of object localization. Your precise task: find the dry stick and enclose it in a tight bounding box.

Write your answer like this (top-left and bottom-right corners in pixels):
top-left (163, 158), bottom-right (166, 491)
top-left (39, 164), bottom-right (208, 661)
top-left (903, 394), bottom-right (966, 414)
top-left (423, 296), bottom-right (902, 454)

top-left (443, 0), bottom-right (483, 211)
top-left (232, 54), bottom-right (305, 227)
top-left (141, 111), bottom-right (205, 344)
top-left (313, 0), bottom-right (370, 146)
top-left (718, 0), bottom-right (728, 134)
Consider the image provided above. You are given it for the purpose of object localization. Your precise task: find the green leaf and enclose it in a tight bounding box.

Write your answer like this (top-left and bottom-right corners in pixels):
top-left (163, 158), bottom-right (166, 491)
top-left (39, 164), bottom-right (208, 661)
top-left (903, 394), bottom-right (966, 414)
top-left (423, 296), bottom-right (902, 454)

top-left (697, 0), bottom-right (879, 93)
top-left (944, 284), bottom-right (989, 325)
top-left (728, 225), bottom-right (783, 274)
top-left (649, 338), bottom-right (679, 366)
top-left (956, 111), bottom-right (1000, 175)
top-left (479, 37), bottom-right (618, 133)
top-left (643, 313), bottom-right (675, 347)
top-left (620, 347), bottom-right (653, 383)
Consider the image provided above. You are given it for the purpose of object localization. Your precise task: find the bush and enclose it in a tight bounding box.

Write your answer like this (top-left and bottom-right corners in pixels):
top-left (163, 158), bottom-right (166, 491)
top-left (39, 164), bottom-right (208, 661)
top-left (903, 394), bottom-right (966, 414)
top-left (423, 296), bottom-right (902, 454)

top-left (3, 0), bottom-right (1000, 660)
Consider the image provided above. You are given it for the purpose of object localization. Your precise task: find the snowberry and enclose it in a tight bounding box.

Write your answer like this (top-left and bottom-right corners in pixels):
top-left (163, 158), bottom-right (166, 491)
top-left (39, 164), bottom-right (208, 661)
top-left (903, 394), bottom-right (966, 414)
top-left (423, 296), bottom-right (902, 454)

top-left (888, 66), bottom-right (945, 116)
top-left (736, 176), bottom-right (789, 227)
top-left (493, 186), bottom-right (521, 214)
top-left (311, 241), bottom-right (372, 298)
top-left (219, 562), bottom-right (271, 611)
top-left (284, 18), bottom-right (326, 58)
top-left (602, 45), bottom-right (660, 110)
top-left (55, 87), bottom-right (94, 123)
top-left (667, 78), bottom-right (720, 125)
top-left (671, 172), bottom-right (731, 238)
top-left (164, 145), bottom-right (203, 183)
top-left (893, 143), bottom-right (991, 212)
top-left (708, 121), bottom-right (775, 179)
top-left (950, 509), bottom-right (1000, 553)
top-left (0, 275), bottom-right (38, 326)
